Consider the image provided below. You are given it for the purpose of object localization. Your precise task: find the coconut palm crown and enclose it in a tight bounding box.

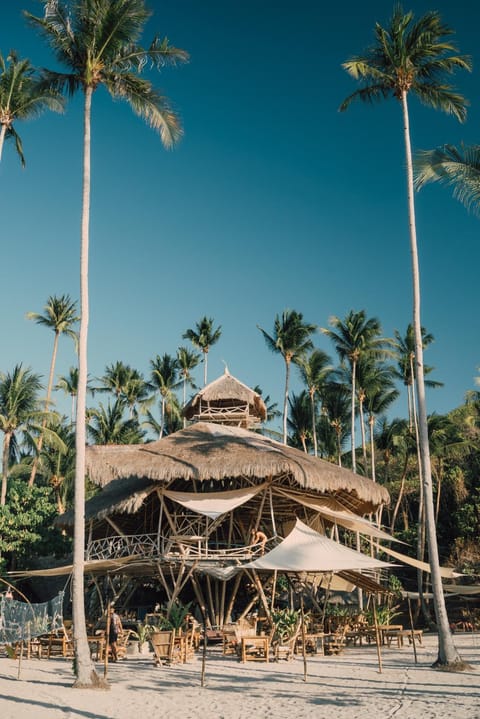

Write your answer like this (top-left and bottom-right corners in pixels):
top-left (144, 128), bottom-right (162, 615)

top-left (0, 50), bottom-right (64, 165)
top-left (25, 1), bottom-right (188, 147)
top-left (340, 6), bottom-right (471, 119)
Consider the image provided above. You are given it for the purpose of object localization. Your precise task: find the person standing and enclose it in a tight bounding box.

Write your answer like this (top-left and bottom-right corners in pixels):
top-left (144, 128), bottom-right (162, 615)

top-left (108, 606), bottom-right (123, 662)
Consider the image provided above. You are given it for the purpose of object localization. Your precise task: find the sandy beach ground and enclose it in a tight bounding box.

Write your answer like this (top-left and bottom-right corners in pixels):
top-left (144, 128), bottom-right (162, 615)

top-left (0, 632), bottom-right (478, 719)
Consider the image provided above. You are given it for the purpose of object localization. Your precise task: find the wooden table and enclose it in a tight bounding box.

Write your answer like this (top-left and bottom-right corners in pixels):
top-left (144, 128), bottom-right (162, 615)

top-left (240, 635), bottom-right (269, 662)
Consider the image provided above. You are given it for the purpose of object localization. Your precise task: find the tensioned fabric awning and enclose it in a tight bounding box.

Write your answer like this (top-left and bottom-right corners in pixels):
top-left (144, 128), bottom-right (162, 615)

top-left (277, 488), bottom-right (398, 543)
top-left (379, 545), bottom-right (461, 578)
top-left (161, 482), bottom-right (268, 519)
top-left (243, 519), bottom-right (392, 573)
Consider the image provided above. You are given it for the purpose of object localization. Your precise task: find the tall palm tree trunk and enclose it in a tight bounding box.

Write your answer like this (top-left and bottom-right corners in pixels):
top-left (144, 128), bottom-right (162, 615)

top-left (282, 359), bottom-right (291, 444)
top-left (1, 432), bottom-right (12, 506)
top-left (309, 390), bottom-right (318, 457)
top-left (351, 360), bottom-right (357, 472)
top-left (0, 124), bottom-right (7, 162)
top-left (203, 351), bottom-right (208, 386)
top-left (29, 331), bottom-right (60, 486)
top-left (73, 86), bottom-right (102, 687)
top-left (402, 91), bottom-right (461, 666)
top-left (368, 415), bottom-right (376, 482)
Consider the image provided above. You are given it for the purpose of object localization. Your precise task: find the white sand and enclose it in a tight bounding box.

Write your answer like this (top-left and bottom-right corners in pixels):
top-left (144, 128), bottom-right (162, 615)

top-left (0, 633), bottom-right (478, 719)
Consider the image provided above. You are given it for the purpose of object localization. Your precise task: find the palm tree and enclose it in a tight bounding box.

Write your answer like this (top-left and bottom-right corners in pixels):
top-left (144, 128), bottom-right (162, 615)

top-left (150, 354), bottom-right (180, 438)
top-left (26, 0), bottom-right (188, 686)
top-left (0, 50), bottom-right (64, 165)
top-left (39, 418), bottom-right (76, 513)
top-left (87, 398), bottom-right (144, 445)
top-left (176, 346), bottom-right (200, 424)
top-left (363, 365), bottom-right (399, 482)
top-left (322, 310), bottom-right (388, 473)
top-left (296, 349), bottom-right (333, 457)
top-left (287, 391), bottom-right (312, 453)
top-left (26, 294), bottom-right (78, 486)
top-left (182, 317), bottom-right (222, 386)
top-left (317, 379), bottom-right (350, 465)
top-left (258, 310), bottom-right (316, 444)
top-left (340, 5), bottom-right (470, 668)
top-left (94, 362), bottom-right (150, 418)
top-left (55, 367), bottom-right (79, 423)
top-left (0, 365), bottom-right (42, 505)
top-left (393, 325), bottom-right (442, 431)
top-left (415, 144), bottom-right (480, 215)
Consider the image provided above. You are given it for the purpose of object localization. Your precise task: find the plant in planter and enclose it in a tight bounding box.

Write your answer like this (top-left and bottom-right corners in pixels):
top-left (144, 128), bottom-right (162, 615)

top-left (271, 608), bottom-right (302, 644)
top-left (130, 622), bottom-right (154, 653)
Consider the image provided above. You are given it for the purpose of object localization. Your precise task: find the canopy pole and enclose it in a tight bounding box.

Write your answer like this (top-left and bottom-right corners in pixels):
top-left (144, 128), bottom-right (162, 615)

top-left (271, 570), bottom-right (277, 612)
top-left (191, 575), bottom-right (208, 688)
top-left (372, 600), bottom-right (383, 674)
top-left (407, 595), bottom-right (418, 664)
top-left (300, 592), bottom-right (308, 682)
top-left (269, 485), bottom-right (277, 537)
top-left (247, 570), bottom-right (272, 625)
top-left (225, 573), bottom-right (242, 625)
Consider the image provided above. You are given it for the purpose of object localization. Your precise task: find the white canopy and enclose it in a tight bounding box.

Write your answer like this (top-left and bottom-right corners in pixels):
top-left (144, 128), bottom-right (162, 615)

top-left (277, 488), bottom-right (398, 543)
top-left (162, 482), bottom-right (268, 519)
top-left (243, 519), bottom-right (392, 573)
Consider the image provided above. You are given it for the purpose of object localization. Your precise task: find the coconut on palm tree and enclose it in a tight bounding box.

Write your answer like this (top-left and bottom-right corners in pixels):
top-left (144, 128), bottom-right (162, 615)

top-left (26, 0), bottom-right (188, 687)
top-left (0, 50), bottom-right (64, 165)
top-left (182, 317), bottom-right (222, 386)
top-left (258, 310), bottom-right (316, 445)
top-left (340, 5), bottom-right (470, 669)
top-left (26, 294), bottom-right (78, 486)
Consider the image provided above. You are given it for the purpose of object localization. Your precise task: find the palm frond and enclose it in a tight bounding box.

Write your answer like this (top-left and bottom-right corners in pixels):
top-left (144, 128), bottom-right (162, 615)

top-left (414, 144), bottom-right (480, 215)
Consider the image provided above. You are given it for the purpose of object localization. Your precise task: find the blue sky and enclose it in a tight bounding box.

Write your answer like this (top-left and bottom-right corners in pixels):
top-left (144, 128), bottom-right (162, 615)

top-left (1, 1), bottom-right (479, 429)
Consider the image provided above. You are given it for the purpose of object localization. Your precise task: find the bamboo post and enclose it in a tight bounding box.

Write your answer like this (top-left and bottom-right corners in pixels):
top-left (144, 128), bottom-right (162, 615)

top-left (225, 573), bottom-right (242, 624)
top-left (17, 640), bottom-right (24, 680)
top-left (407, 595), bottom-right (418, 664)
top-left (372, 600), bottom-right (383, 674)
top-left (300, 593), bottom-right (308, 682)
top-left (104, 601), bottom-right (111, 679)
top-left (271, 570), bottom-right (277, 612)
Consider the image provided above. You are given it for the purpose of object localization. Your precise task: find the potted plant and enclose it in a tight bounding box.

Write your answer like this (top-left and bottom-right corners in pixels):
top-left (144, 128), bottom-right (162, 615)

top-left (130, 622), bottom-right (154, 655)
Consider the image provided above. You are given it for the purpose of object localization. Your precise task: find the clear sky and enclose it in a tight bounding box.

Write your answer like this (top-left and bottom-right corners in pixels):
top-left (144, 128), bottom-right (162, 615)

top-left (1, 1), bottom-right (479, 427)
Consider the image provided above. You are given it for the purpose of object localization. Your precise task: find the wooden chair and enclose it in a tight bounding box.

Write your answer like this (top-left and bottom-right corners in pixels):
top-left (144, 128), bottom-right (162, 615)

top-left (324, 625), bottom-right (347, 656)
top-left (222, 625), bottom-right (238, 655)
top-left (40, 626), bottom-right (74, 659)
top-left (181, 628), bottom-right (196, 662)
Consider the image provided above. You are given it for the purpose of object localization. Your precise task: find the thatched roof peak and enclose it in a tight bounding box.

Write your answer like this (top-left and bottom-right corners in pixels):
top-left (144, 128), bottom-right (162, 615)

top-left (183, 369), bottom-right (267, 424)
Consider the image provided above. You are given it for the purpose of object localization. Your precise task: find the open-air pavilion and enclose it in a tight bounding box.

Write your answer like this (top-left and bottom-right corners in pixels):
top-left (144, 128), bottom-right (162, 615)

top-left (53, 371), bottom-right (394, 626)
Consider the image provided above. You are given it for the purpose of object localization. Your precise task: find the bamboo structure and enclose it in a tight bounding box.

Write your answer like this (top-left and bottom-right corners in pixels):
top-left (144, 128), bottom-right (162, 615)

top-left (52, 372), bottom-right (390, 625)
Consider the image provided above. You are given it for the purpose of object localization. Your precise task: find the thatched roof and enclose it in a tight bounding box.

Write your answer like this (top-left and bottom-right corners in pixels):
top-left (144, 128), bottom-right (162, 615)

top-left (84, 422), bottom-right (389, 513)
top-left (183, 369), bottom-right (267, 423)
